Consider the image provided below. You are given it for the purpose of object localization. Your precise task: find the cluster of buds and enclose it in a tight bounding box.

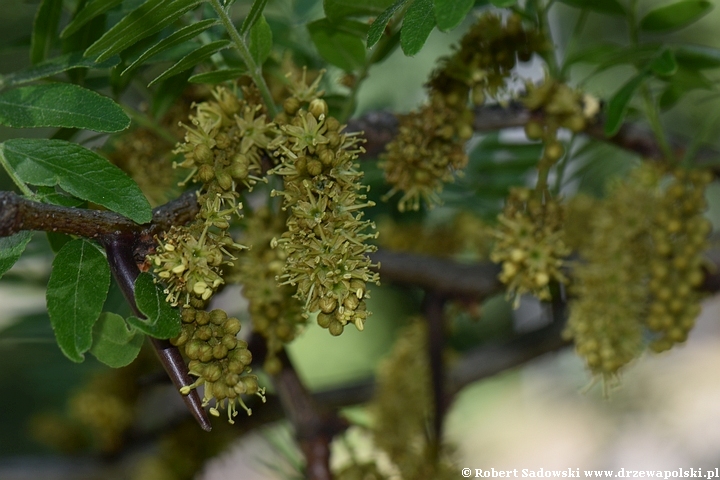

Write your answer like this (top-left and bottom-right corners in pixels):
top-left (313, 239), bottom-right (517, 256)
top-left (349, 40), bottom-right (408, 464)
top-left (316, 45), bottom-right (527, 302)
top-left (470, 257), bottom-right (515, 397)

top-left (646, 168), bottom-right (712, 352)
top-left (491, 188), bottom-right (569, 306)
top-left (171, 307), bottom-right (264, 423)
top-left (564, 165), bottom-right (712, 382)
top-left (382, 12), bottom-right (546, 212)
top-left (269, 72), bottom-right (380, 336)
top-left (522, 77), bottom-right (600, 169)
top-left (237, 207), bottom-right (305, 374)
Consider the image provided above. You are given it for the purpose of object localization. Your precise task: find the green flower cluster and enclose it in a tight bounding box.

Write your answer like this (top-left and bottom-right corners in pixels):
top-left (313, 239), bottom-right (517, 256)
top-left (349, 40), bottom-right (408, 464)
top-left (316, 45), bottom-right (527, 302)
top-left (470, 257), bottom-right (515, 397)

top-left (564, 165), bottom-right (712, 382)
top-left (382, 12), bottom-right (546, 212)
top-left (370, 319), bottom-right (458, 479)
top-left (171, 307), bottom-right (264, 424)
top-left (269, 74), bottom-right (380, 336)
top-left (237, 207), bottom-right (305, 374)
top-left (646, 168), bottom-right (712, 352)
top-left (522, 77), bottom-right (600, 169)
top-left (491, 187), bottom-right (569, 306)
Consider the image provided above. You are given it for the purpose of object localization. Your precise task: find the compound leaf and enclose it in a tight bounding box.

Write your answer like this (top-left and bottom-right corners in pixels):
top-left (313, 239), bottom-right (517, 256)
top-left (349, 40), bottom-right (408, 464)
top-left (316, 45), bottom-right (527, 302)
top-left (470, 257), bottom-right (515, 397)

top-left (61, 0), bottom-right (124, 39)
top-left (189, 67), bottom-right (247, 84)
top-left (47, 239), bottom-right (110, 362)
top-left (148, 39), bottom-right (231, 87)
top-left (85, 0), bottom-right (202, 62)
top-left (31, 0), bottom-right (63, 64)
top-left (1, 139), bottom-right (152, 224)
top-left (0, 84), bottom-right (129, 132)
top-left (0, 52), bottom-right (119, 89)
top-left (123, 19), bottom-right (218, 75)
top-left (241, 0), bottom-right (270, 35)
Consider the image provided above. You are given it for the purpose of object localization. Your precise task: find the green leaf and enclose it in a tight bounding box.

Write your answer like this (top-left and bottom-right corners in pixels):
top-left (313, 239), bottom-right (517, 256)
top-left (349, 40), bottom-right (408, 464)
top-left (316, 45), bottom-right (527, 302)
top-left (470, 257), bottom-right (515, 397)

top-left (0, 84), bottom-right (130, 132)
top-left (241, 0), bottom-right (270, 35)
top-left (557, 0), bottom-right (625, 15)
top-left (649, 49), bottom-right (678, 77)
top-left (61, 0), bottom-right (124, 39)
top-left (434, 0), bottom-right (473, 31)
top-left (31, 0), bottom-right (63, 64)
top-left (604, 72), bottom-right (647, 136)
top-left (659, 66), bottom-right (713, 110)
top-left (0, 232), bottom-right (33, 279)
top-left (47, 239), bottom-right (110, 363)
top-left (367, 0), bottom-right (411, 48)
top-left (248, 15), bottom-right (273, 66)
top-left (148, 40), bottom-right (231, 87)
top-left (324, 0), bottom-right (396, 19)
top-left (489, 0), bottom-right (517, 6)
top-left (0, 52), bottom-right (119, 89)
top-left (90, 312), bottom-right (145, 368)
top-left (127, 272), bottom-right (181, 339)
top-left (189, 67), bottom-right (247, 84)
top-left (1, 139), bottom-right (152, 224)
top-left (400, 0), bottom-right (436, 56)
top-left (308, 19), bottom-right (367, 72)
top-left (673, 45), bottom-right (720, 70)
top-left (85, 0), bottom-right (203, 62)
top-left (640, 1), bottom-right (713, 33)
top-left (122, 19), bottom-right (218, 75)
top-left (563, 43), bottom-right (622, 67)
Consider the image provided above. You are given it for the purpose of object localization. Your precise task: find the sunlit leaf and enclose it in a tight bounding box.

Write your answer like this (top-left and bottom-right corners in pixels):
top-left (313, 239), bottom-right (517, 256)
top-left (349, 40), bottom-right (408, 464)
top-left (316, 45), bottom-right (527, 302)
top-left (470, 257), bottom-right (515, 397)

top-left (1, 139), bottom-right (152, 224)
top-left (400, 0), bottom-right (436, 56)
top-left (47, 239), bottom-right (110, 362)
top-left (122, 19), bottom-right (218, 75)
top-left (640, 0), bottom-right (713, 33)
top-left (90, 312), bottom-right (144, 368)
top-left (148, 39), bottom-right (231, 87)
top-left (0, 84), bottom-right (129, 132)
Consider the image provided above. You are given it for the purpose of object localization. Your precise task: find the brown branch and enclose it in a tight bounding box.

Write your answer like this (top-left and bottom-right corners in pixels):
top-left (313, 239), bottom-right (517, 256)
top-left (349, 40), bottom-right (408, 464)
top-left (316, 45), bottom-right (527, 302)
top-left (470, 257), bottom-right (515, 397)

top-left (423, 290), bottom-right (447, 459)
top-left (100, 235), bottom-right (212, 432)
top-left (271, 350), bottom-right (347, 480)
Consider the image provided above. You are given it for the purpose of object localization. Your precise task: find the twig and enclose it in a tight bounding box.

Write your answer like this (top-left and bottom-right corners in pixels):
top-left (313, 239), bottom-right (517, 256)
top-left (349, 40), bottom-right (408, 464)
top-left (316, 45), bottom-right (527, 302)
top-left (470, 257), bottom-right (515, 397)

top-left (271, 350), bottom-right (347, 480)
top-left (100, 236), bottom-right (212, 432)
top-left (423, 290), bottom-right (447, 461)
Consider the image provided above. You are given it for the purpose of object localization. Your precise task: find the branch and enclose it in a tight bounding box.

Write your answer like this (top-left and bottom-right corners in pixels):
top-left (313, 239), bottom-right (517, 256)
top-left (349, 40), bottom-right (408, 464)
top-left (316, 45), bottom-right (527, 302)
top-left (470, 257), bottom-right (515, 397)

top-left (0, 190), bottom-right (199, 240)
top-left (271, 350), bottom-right (347, 480)
top-left (100, 235), bottom-right (211, 432)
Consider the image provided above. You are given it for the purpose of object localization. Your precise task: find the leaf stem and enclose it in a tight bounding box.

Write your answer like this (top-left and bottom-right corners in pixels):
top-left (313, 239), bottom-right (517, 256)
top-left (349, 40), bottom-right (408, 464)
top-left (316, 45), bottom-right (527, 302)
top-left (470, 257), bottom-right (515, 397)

top-left (209, 0), bottom-right (277, 117)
